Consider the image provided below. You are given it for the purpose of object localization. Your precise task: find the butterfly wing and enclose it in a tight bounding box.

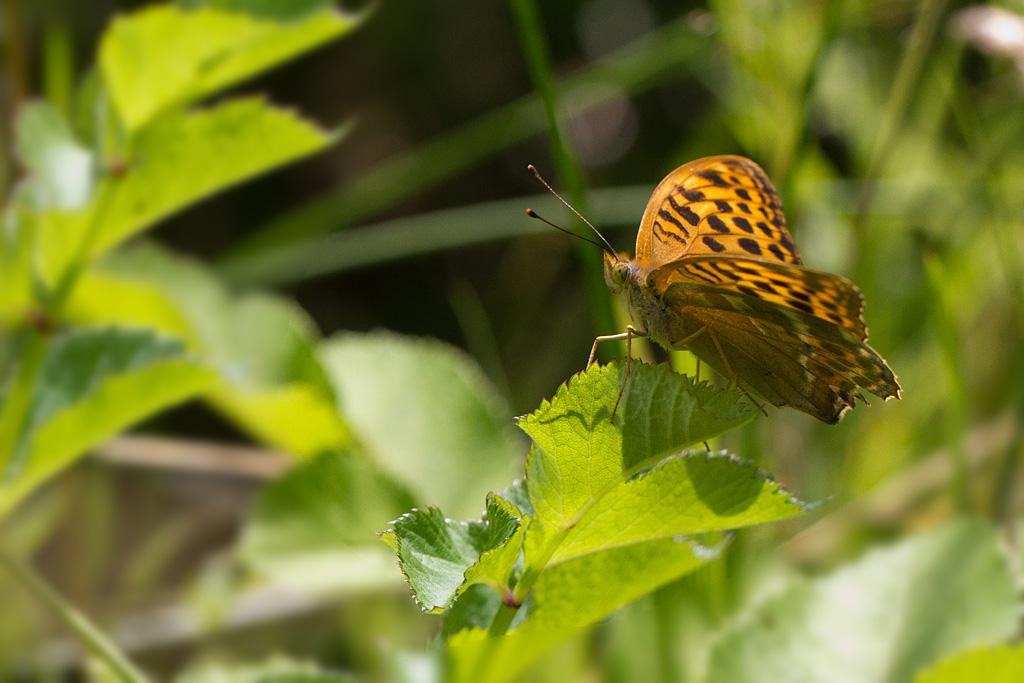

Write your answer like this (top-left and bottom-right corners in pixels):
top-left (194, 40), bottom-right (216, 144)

top-left (647, 257), bottom-right (900, 423)
top-left (635, 155), bottom-right (801, 269)
top-left (648, 255), bottom-right (869, 339)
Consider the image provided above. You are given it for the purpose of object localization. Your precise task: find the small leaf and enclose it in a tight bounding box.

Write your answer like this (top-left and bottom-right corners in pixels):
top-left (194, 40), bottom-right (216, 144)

top-left (100, 4), bottom-right (361, 130)
top-left (915, 644), bottom-right (1024, 683)
top-left (706, 519), bottom-right (1018, 683)
top-left (386, 498), bottom-right (524, 613)
top-left (14, 102), bottom-right (94, 210)
top-left (0, 327), bottom-right (217, 519)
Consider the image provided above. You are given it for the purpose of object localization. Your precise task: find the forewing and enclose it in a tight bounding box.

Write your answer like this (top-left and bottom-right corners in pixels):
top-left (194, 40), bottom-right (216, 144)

top-left (648, 255), bottom-right (869, 340)
top-left (635, 155), bottom-right (801, 268)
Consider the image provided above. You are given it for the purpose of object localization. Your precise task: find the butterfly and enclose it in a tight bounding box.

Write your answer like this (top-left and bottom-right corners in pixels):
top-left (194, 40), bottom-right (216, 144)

top-left (589, 155), bottom-right (901, 424)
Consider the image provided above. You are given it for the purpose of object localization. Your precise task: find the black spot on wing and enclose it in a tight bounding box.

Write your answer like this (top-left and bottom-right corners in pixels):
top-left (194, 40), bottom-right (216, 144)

top-left (788, 299), bottom-right (814, 314)
top-left (733, 216), bottom-right (753, 233)
top-left (706, 215), bottom-right (729, 233)
top-left (683, 189), bottom-right (705, 202)
top-left (737, 238), bottom-right (761, 255)
top-left (669, 195), bottom-right (701, 226)
top-left (714, 200), bottom-right (731, 213)
top-left (756, 221), bottom-right (772, 237)
top-left (702, 235), bottom-right (726, 252)
top-left (658, 209), bottom-right (690, 237)
top-left (698, 170), bottom-right (728, 187)
top-left (768, 244), bottom-right (786, 260)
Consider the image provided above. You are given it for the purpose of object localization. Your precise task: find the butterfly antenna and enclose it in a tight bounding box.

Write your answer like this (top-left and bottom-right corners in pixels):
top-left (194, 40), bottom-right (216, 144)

top-left (527, 164), bottom-right (618, 257)
top-left (526, 208), bottom-right (613, 254)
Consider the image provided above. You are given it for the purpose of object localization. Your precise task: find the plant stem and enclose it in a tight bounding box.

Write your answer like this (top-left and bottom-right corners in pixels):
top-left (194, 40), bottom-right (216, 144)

top-left (508, 0), bottom-right (618, 359)
top-left (853, 0), bottom-right (949, 233)
top-left (0, 546), bottom-right (149, 682)
top-left (0, 179), bottom-right (117, 473)
top-left (486, 602), bottom-right (519, 638)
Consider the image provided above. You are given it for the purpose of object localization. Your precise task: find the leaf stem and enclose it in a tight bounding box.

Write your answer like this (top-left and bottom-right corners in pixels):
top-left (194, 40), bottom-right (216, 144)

top-left (0, 545), bottom-right (149, 682)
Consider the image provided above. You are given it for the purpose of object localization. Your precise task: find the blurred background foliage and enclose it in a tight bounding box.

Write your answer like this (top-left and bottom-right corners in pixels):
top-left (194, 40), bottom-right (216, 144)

top-left (0, 0), bottom-right (1022, 680)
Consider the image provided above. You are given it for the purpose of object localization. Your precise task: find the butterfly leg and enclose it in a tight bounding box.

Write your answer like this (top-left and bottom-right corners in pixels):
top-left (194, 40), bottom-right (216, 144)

top-left (588, 326), bottom-right (647, 367)
top-left (609, 326), bottom-right (646, 422)
top-left (706, 328), bottom-right (769, 417)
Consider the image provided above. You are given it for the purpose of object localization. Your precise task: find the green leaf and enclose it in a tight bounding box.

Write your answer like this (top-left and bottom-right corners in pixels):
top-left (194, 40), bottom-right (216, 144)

top-left (69, 245), bottom-right (348, 458)
top-left (319, 332), bottom-right (523, 519)
top-left (239, 449), bottom-right (416, 593)
top-left (707, 519), bottom-right (1019, 683)
top-left (14, 101), bottom-right (93, 210)
top-left (520, 362), bottom-right (757, 540)
top-left (523, 536), bottom-right (719, 632)
top-left (547, 451), bottom-right (807, 565)
top-left (0, 327), bottom-right (217, 519)
top-left (384, 495), bottom-right (524, 613)
top-left (40, 99), bottom-right (336, 282)
top-left (100, 4), bottom-right (360, 131)
top-left (914, 644), bottom-right (1024, 683)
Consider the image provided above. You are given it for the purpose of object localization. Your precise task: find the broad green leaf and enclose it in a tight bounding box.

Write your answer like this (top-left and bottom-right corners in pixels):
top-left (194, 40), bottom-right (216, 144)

top-left (707, 519), bottom-right (1019, 683)
top-left (915, 644), bottom-right (1024, 683)
top-left (240, 449), bottom-right (415, 593)
top-left (520, 362), bottom-right (756, 539)
top-left (100, 4), bottom-right (360, 131)
top-left (320, 332), bottom-right (522, 519)
top-left (523, 535), bottom-right (719, 632)
top-left (68, 245), bottom-right (349, 457)
top-left (40, 99), bottom-right (336, 282)
top-left (383, 496), bottom-right (523, 613)
top-left (548, 451), bottom-right (807, 564)
top-left (0, 327), bottom-right (217, 519)
top-left (14, 101), bottom-right (93, 210)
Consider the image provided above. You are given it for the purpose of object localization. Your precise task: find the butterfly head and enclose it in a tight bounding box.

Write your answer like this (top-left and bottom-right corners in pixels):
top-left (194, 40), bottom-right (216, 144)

top-left (603, 252), bottom-right (634, 295)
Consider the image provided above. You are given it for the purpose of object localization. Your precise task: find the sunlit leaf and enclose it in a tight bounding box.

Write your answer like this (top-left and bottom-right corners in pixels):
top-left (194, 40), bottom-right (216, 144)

top-left (915, 644), bottom-right (1024, 683)
top-left (69, 245), bottom-right (349, 457)
top-left (707, 519), bottom-right (1018, 683)
top-left (520, 362), bottom-right (758, 540)
top-left (0, 327), bottom-right (217, 519)
top-left (14, 101), bottom-right (93, 210)
top-left (40, 99), bottom-right (337, 282)
top-left (320, 332), bottom-right (523, 519)
top-left (100, 3), bottom-right (361, 130)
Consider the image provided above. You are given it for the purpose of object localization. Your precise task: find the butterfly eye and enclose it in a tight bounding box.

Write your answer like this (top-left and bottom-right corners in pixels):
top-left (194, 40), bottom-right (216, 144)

top-left (612, 261), bottom-right (631, 286)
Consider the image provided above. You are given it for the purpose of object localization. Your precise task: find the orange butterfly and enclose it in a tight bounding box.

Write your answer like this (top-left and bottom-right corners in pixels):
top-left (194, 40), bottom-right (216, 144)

top-left (535, 156), bottom-right (901, 423)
